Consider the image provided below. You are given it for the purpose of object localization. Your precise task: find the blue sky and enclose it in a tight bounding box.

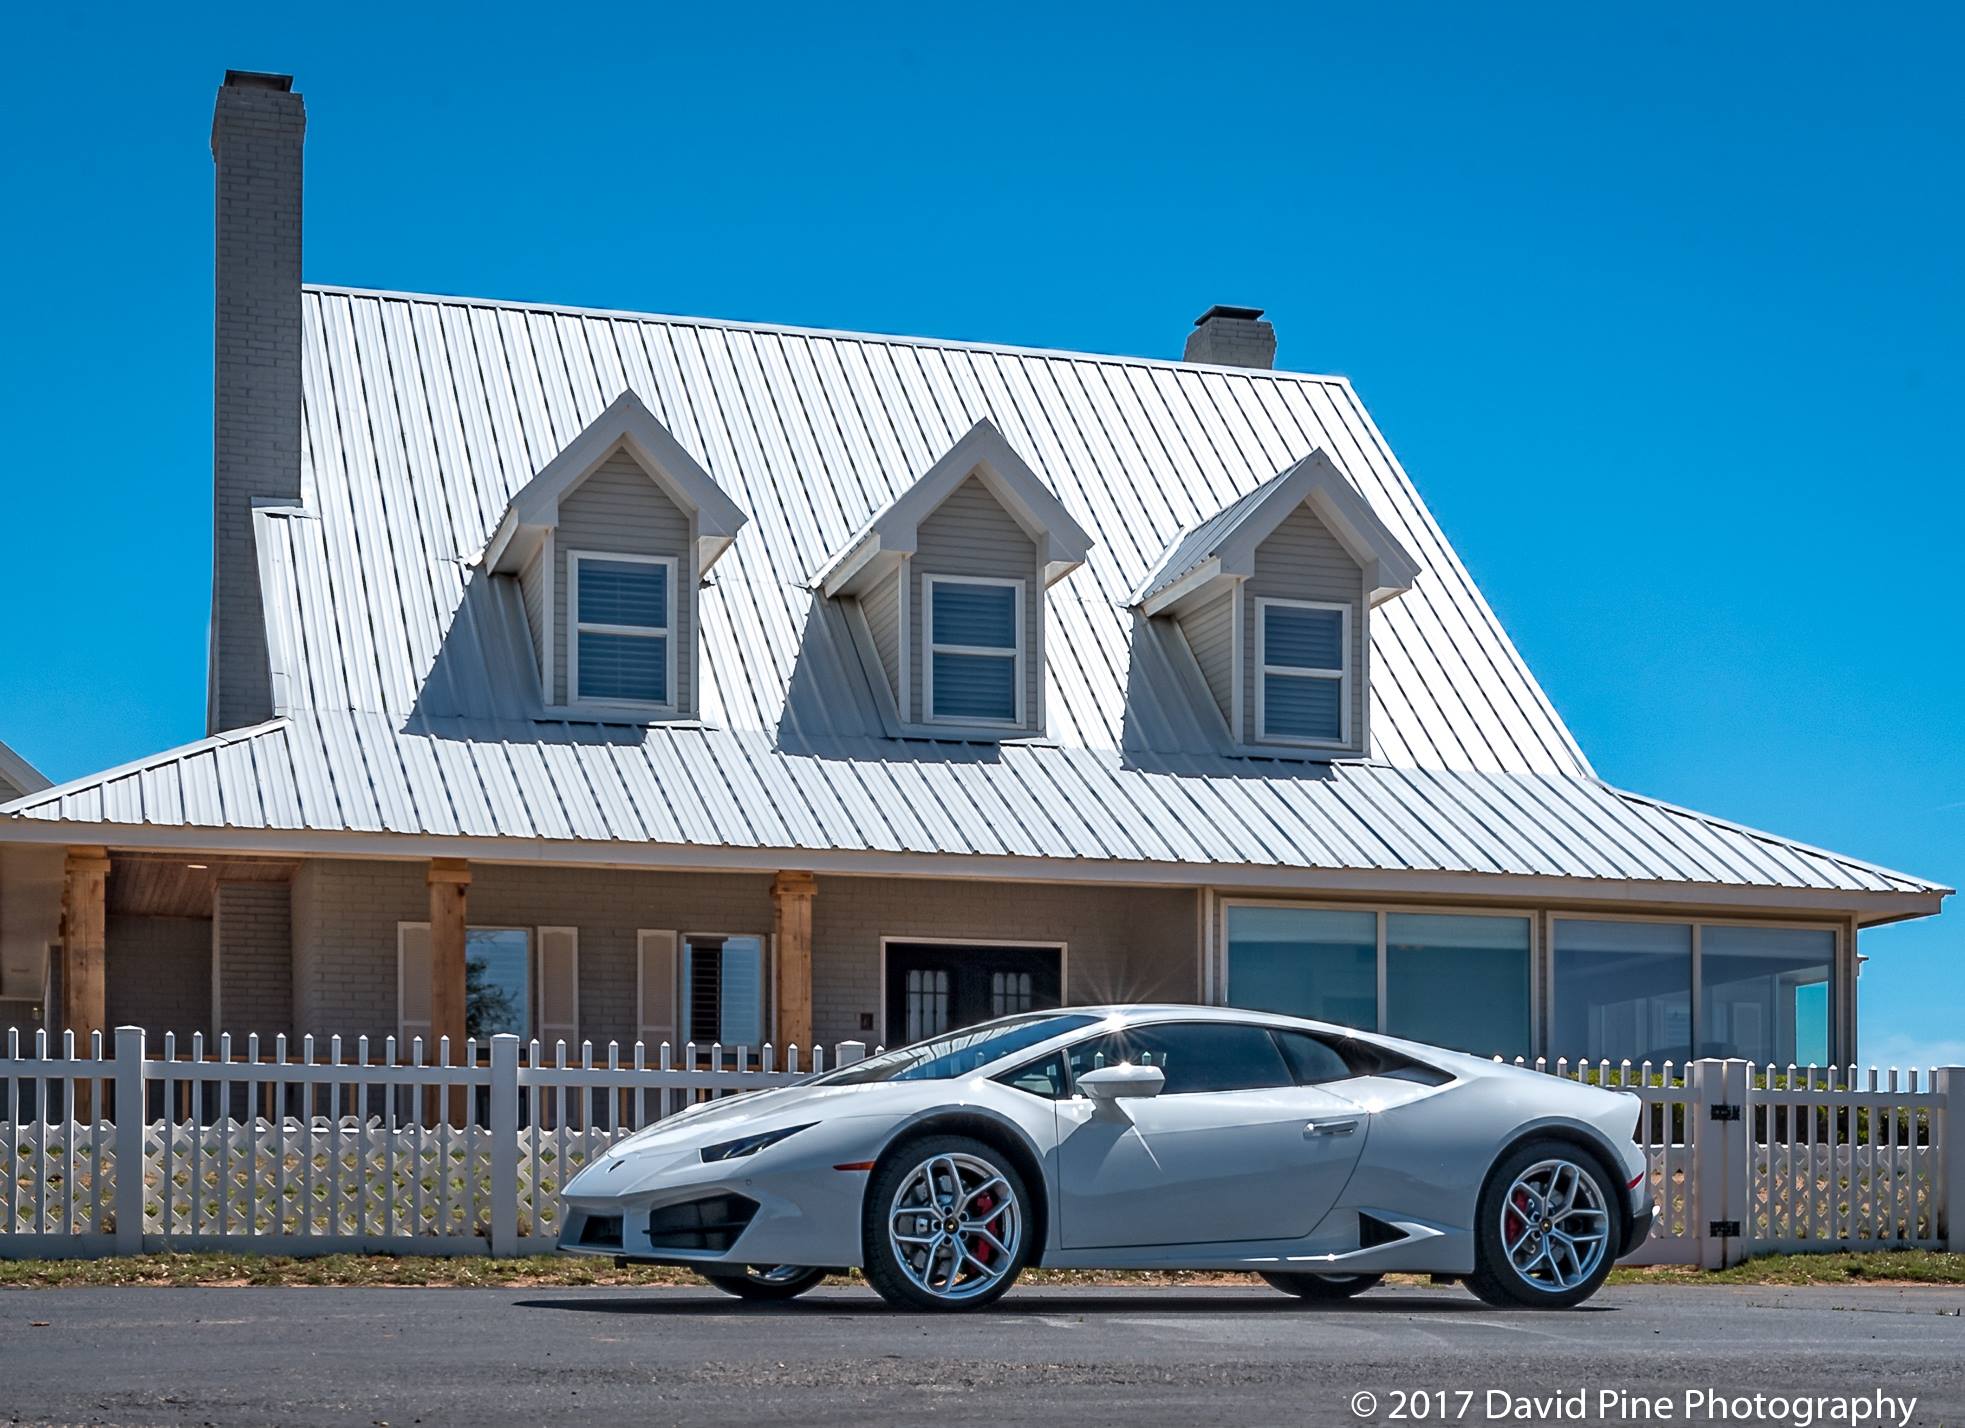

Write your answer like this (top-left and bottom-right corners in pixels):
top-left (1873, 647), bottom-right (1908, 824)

top-left (0, 5), bottom-right (1957, 1063)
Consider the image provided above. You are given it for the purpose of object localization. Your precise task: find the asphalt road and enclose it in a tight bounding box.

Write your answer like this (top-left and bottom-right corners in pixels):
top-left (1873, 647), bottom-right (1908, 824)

top-left (3, 1283), bottom-right (1962, 1427)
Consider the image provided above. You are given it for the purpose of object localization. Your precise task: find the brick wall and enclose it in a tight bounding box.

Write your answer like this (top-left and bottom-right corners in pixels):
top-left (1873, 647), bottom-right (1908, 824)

top-left (214, 882), bottom-right (293, 1038)
top-left (106, 914), bottom-right (212, 1043)
top-left (810, 876), bottom-right (1198, 1047)
top-left (209, 75), bottom-right (305, 734)
top-left (288, 858), bottom-right (1200, 1053)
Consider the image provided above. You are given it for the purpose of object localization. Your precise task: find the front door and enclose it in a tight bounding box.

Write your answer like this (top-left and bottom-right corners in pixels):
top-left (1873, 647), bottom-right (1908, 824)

top-left (884, 943), bottom-right (1062, 1048)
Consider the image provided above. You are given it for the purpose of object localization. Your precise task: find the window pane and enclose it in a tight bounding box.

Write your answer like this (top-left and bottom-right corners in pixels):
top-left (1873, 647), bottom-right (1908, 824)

top-left (1263, 672), bottom-right (1342, 741)
top-left (465, 928), bottom-right (529, 1039)
top-left (578, 630), bottom-right (668, 703)
top-left (1066, 1023), bottom-right (1292, 1095)
top-left (1274, 1029), bottom-right (1353, 1085)
top-left (1226, 905), bottom-right (1377, 1031)
top-left (1386, 913), bottom-right (1531, 1060)
top-left (718, 936), bottom-right (764, 1045)
top-left (1699, 925), bottom-right (1834, 1065)
top-left (932, 651), bottom-right (1016, 722)
top-left (1552, 920), bottom-right (1692, 1065)
top-left (1264, 604), bottom-right (1343, 671)
top-left (577, 558), bottom-right (667, 630)
top-left (931, 581), bottom-right (1017, 649)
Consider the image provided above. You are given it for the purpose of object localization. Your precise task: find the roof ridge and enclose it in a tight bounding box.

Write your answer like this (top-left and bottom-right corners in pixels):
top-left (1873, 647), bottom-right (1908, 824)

top-left (300, 283), bottom-right (1355, 386)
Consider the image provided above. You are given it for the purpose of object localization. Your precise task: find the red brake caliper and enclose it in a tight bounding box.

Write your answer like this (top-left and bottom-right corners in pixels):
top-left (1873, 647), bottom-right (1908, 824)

top-left (1506, 1187), bottom-right (1530, 1245)
top-left (970, 1192), bottom-right (995, 1265)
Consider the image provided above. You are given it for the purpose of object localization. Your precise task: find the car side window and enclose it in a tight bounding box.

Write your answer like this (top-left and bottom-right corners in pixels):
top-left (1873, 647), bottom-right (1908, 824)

top-left (1065, 1023), bottom-right (1293, 1096)
top-left (1273, 1030), bottom-right (1354, 1086)
top-left (995, 1051), bottom-right (1068, 1100)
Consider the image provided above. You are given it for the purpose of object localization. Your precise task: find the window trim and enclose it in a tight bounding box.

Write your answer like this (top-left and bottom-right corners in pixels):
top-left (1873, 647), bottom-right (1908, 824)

top-left (922, 573), bottom-right (1026, 728)
top-left (1253, 596), bottom-right (1351, 747)
top-left (566, 550), bottom-right (678, 714)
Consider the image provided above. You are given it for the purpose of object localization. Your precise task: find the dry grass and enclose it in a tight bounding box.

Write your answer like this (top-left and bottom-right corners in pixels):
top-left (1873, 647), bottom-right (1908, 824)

top-left (1, 1250), bottom-right (1961, 1290)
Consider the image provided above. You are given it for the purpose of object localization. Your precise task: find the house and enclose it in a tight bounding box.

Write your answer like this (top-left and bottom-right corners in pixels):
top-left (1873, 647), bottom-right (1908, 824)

top-left (0, 71), bottom-right (1947, 1070)
top-left (0, 743), bottom-right (48, 807)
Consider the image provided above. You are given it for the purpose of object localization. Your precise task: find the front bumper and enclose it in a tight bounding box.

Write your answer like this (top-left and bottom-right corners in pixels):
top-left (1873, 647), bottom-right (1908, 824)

top-left (555, 1123), bottom-right (880, 1269)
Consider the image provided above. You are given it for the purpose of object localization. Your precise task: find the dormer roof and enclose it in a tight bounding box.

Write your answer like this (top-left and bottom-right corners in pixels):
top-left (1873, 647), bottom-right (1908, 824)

top-left (814, 418), bottom-right (1092, 597)
top-left (482, 389), bottom-right (747, 576)
top-left (1129, 447), bottom-right (1422, 614)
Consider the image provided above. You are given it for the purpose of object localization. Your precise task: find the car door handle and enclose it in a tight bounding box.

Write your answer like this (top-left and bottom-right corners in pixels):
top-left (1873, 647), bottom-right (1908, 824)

top-left (1304, 1119), bottom-right (1359, 1138)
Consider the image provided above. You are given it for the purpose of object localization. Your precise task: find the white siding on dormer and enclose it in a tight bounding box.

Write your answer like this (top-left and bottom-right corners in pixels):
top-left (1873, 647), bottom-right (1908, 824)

top-left (552, 450), bottom-right (693, 711)
top-left (858, 565), bottom-right (903, 706)
top-left (1173, 587), bottom-right (1236, 731)
top-left (1241, 502), bottom-right (1368, 752)
top-left (908, 475), bottom-right (1041, 729)
top-left (520, 543), bottom-right (547, 689)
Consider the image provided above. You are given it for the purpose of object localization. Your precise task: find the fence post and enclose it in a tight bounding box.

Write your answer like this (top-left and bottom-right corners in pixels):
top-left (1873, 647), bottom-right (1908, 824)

top-left (1937, 1067), bottom-right (1965, 1252)
top-left (489, 1034), bottom-right (519, 1257)
top-left (1690, 1058), bottom-right (1751, 1269)
top-left (837, 1040), bottom-right (867, 1067)
top-left (113, 1025), bottom-right (146, 1255)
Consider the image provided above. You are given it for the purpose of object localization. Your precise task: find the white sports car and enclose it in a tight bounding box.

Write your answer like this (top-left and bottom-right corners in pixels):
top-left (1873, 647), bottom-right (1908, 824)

top-left (557, 1005), bottom-right (1653, 1311)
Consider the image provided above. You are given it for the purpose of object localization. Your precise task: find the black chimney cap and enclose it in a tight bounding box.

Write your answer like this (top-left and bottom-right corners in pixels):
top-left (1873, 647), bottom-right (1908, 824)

top-left (223, 70), bottom-right (294, 91)
top-left (1193, 304), bottom-right (1265, 326)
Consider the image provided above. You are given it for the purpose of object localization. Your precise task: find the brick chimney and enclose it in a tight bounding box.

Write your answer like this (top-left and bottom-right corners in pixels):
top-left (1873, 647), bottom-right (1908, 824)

top-left (209, 70), bottom-right (305, 734)
top-left (1183, 304), bottom-right (1276, 369)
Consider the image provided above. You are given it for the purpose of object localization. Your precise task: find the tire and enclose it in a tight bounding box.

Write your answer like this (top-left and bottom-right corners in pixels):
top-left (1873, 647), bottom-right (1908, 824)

top-left (699, 1265), bottom-right (828, 1301)
top-left (1465, 1139), bottom-right (1622, 1309)
top-left (1260, 1271), bottom-right (1384, 1302)
top-left (862, 1135), bottom-right (1031, 1311)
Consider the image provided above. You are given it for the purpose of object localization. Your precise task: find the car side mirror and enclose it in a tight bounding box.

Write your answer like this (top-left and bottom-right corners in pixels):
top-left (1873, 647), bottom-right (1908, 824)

top-left (1077, 1064), bottom-right (1165, 1100)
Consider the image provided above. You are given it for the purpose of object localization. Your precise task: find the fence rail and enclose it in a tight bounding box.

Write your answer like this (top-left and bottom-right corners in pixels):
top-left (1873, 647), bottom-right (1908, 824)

top-left (1512, 1055), bottom-right (1959, 1267)
top-left (2, 1026), bottom-right (862, 1257)
top-left (3, 1028), bottom-right (1960, 1264)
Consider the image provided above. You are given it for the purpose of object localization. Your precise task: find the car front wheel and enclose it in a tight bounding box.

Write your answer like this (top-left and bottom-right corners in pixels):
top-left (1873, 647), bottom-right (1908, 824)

top-left (862, 1135), bottom-right (1030, 1311)
top-left (1466, 1140), bottom-right (1621, 1309)
top-left (699, 1265), bottom-right (828, 1301)
top-left (1260, 1271), bottom-right (1383, 1302)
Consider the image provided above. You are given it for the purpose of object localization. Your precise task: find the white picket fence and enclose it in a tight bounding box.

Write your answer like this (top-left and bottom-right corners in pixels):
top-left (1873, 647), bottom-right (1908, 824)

top-left (2, 1028), bottom-right (1959, 1265)
top-left (1517, 1056), bottom-right (1962, 1267)
top-left (0, 1025), bottom-right (863, 1257)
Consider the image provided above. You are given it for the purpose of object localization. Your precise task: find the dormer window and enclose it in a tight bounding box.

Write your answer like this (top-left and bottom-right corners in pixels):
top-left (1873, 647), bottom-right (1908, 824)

top-left (480, 390), bottom-right (747, 722)
top-left (810, 418), bottom-right (1092, 742)
top-left (569, 552), bottom-right (675, 709)
top-left (1129, 448), bottom-right (1419, 760)
top-left (1256, 598), bottom-right (1349, 745)
top-left (925, 575), bottom-right (1025, 726)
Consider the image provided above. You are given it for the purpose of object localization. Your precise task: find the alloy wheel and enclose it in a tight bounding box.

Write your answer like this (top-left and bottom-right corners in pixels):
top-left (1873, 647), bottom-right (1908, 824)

top-left (1499, 1158), bottom-right (1609, 1293)
top-left (886, 1151), bottom-right (1023, 1303)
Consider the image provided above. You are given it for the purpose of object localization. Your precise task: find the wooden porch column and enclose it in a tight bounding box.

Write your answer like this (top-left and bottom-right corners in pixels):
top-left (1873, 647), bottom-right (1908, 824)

top-left (772, 871), bottom-right (816, 1059)
top-left (427, 859), bottom-right (471, 1060)
top-left (62, 846), bottom-right (110, 1122)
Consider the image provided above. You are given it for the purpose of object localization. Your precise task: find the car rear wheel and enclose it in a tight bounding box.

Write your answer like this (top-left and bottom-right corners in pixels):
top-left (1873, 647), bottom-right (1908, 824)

top-left (1259, 1271), bottom-right (1384, 1302)
top-left (699, 1265), bottom-right (828, 1301)
top-left (1466, 1140), bottom-right (1620, 1309)
top-left (862, 1136), bottom-right (1030, 1311)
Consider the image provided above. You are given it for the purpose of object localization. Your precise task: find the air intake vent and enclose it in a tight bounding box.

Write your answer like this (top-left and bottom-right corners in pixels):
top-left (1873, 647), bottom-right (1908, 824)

top-left (647, 1193), bottom-right (760, 1253)
top-left (1359, 1212), bottom-right (1409, 1249)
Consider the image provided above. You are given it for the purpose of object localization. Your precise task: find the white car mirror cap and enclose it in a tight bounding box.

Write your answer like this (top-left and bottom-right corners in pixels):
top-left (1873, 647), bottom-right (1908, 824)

top-left (1078, 1064), bottom-right (1166, 1099)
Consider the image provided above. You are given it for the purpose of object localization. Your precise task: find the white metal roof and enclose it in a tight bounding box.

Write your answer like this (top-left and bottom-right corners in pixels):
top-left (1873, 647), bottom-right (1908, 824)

top-left (0, 286), bottom-right (1944, 912)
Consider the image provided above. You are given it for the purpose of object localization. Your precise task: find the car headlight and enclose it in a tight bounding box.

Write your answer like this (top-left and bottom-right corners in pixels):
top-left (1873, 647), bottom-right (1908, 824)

top-left (699, 1123), bottom-right (815, 1164)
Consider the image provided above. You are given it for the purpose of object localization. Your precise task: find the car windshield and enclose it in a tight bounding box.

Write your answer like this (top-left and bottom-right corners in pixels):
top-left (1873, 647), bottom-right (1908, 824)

top-left (810, 1013), bottom-right (1100, 1085)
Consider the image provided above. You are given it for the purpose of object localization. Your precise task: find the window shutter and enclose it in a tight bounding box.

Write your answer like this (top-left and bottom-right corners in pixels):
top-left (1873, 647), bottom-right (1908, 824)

top-left (398, 922), bottom-right (432, 1050)
top-left (637, 930), bottom-right (679, 1050)
top-left (537, 926), bottom-right (580, 1051)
